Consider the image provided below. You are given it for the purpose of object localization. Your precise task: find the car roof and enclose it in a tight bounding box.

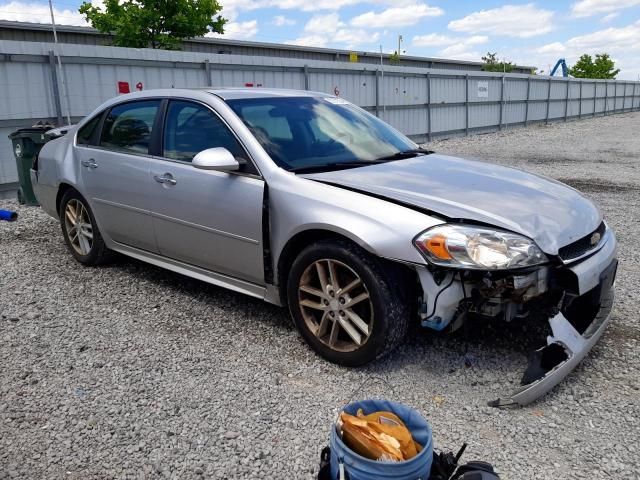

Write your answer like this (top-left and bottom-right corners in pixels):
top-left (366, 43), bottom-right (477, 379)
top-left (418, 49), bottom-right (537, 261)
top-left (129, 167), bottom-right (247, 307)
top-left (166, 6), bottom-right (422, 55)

top-left (201, 87), bottom-right (332, 100)
top-left (86, 88), bottom-right (336, 120)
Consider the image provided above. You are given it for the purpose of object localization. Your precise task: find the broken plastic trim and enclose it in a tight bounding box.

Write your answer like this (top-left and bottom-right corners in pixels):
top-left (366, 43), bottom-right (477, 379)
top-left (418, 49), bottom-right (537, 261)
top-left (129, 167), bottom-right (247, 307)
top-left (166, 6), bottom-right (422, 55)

top-left (488, 286), bottom-right (614, 408)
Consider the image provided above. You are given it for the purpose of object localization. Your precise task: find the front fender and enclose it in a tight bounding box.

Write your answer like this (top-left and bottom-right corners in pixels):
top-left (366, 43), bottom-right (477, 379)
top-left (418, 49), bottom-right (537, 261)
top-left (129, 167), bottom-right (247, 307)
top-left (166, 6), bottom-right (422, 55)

top-left (269, 173), bottom-right (442, 280)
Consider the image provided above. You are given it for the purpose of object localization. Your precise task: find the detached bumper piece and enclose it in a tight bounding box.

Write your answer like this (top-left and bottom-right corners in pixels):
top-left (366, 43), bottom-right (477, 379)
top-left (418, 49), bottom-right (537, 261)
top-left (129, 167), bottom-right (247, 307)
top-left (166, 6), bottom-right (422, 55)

top-left (489, 260), bottom-right (617, 408)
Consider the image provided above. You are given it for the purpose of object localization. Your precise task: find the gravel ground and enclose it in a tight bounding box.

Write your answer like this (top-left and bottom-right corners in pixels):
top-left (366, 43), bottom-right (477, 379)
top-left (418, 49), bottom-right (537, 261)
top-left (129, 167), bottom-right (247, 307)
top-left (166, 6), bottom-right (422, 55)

top-left (2, 112), bottom-right (640, 480)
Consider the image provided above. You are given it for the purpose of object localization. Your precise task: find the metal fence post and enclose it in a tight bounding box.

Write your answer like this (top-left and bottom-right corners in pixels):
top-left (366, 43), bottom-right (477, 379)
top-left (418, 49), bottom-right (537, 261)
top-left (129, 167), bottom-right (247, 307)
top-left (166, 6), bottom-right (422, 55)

top-left (499, 75), bottom-right (505, 130)
top-left (303, 65), bottom-right (310, 91)
top-left (375, 69), bottom-right (380, 117)
top-left (48, 50), bottom-right (63, 126)
top-left (545, 77), bottom-right (551, 125)
top-left (578, 81), bottom-right (583, 118)
top-left (427, 72), bottom-right (432, 142)
top-left (465, 74), bottom-right (469, 136)
top-left (623, 83), bottom-right (627, 111)
top-left (634, 82), bottom-right (639, 110)
top-left (593, 81), bottom-right (597, 117)
top-left (564, 79), bottom-right (569, 122)
top-left (524, 76), bottom-right (531, 126)
top-left (203, 59), bottom-right (212, 87)
top-left (604, 81), bottom-right (608, 115)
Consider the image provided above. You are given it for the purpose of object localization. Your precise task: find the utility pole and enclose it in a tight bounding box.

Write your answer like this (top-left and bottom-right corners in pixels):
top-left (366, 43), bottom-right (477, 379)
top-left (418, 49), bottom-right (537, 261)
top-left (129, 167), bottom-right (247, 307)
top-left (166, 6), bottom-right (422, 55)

top-left (48, 0), bottom-right (72, 125)
top-left (397, 35), bottom-right (403, 61)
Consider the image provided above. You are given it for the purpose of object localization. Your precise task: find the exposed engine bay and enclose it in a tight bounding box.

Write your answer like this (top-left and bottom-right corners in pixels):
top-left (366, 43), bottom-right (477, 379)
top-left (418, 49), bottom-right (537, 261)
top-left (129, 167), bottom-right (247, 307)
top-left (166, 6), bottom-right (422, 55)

top-left (414, 248), bottom-right (617, 408)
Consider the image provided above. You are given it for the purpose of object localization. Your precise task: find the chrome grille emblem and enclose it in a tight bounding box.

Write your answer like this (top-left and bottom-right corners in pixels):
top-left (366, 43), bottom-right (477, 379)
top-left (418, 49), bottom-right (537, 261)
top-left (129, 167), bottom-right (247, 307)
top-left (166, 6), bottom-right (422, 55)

top-left (590, 232), bottom-right (601, 246)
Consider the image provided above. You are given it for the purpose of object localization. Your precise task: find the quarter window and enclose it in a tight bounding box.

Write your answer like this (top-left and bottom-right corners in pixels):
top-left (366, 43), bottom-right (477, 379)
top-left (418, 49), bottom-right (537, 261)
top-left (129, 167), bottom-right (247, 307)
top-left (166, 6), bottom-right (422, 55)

top-left (163, 100), bottom-right (247, 164)
top-left (77, 114), bottom-right (101, 146)
top-left (99, 100), bottom-right (160, 154)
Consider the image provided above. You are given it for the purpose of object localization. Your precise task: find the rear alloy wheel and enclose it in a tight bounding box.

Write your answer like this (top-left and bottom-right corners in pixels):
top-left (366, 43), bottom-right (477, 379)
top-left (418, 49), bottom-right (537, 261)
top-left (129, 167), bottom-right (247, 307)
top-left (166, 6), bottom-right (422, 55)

top-left (287, 240), bottom-right (410, 366)
top-left (64, 198), bottom-right (94, 256)
top-left (60, 189), bottom-right (111, 265)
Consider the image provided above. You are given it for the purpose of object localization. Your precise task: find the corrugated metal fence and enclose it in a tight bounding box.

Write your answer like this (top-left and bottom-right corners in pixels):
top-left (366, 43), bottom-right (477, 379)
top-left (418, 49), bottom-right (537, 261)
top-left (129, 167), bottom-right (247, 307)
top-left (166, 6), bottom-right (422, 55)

top-left (1, 40), bottom-right (639, 190)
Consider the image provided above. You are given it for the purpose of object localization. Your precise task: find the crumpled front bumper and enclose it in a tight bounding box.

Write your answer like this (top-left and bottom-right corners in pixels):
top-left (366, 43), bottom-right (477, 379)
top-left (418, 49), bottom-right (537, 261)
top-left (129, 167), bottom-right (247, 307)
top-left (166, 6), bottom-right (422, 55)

top-left (489, 228), bottom-right (618, 408)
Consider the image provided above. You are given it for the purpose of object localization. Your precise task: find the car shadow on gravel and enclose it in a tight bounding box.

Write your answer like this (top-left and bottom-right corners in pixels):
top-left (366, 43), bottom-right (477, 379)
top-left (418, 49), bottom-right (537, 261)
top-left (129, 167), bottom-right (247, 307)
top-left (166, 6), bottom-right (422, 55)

top-left (360, 316), bottom-right (554, 399)
top-left (104, 254), bottom-right (294, 333)
top-left (97, 254), bottom-right (556, 380)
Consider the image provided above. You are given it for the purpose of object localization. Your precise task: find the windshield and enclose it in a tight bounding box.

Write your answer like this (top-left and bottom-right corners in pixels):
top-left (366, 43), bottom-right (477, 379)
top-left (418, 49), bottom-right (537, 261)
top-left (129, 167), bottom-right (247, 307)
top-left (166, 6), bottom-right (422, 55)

top-left (225, 96), bottom-right (418, 172)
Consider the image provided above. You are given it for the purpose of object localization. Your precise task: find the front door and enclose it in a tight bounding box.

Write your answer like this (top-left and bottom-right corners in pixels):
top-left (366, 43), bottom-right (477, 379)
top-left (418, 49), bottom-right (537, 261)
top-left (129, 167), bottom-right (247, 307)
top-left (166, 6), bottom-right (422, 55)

top-left (147, 100), bottom-right (265, 284)
top-left (77, 99), bottom-right (161, 253)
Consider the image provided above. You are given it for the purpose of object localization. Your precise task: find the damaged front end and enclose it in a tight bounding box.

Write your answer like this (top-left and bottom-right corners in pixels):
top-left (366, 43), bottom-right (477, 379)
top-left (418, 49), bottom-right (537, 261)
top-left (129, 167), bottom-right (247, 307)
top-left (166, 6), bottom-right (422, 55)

top-left (415, 225), bottom-right (618, 407)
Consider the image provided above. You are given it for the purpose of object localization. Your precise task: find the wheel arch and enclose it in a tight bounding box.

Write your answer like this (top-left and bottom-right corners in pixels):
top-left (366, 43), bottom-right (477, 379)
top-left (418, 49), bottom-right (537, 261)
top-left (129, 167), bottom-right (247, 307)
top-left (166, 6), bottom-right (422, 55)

top-left (275, 227), bottom-right (417, 306)
top-left (276, 228), bottom-right (368, 303)
top-left (56, 182), bottom-right (76, 216)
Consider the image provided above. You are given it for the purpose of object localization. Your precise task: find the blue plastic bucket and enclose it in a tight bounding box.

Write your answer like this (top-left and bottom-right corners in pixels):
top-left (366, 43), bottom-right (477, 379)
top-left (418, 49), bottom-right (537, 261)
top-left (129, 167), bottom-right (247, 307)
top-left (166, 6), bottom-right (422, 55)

top-left (329, 399), bottom-right (433, 480)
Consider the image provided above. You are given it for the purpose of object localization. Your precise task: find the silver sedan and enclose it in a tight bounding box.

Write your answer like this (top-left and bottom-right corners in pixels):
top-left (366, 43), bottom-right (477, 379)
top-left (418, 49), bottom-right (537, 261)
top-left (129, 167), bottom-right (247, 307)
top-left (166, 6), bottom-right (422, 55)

top-left (31, 88), bottom-right (617, 406)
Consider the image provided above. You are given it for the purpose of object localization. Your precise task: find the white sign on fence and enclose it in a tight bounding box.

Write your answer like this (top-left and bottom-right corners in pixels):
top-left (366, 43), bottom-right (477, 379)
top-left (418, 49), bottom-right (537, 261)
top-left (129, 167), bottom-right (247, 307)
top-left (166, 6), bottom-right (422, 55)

top-left (477, 80), bottom-right (489, 98)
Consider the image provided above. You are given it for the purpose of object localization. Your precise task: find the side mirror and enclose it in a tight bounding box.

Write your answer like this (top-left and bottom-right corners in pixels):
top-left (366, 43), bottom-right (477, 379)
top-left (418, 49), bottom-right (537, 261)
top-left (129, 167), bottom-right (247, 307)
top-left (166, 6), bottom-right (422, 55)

top-left (192, 148), bottom-right (239, 172)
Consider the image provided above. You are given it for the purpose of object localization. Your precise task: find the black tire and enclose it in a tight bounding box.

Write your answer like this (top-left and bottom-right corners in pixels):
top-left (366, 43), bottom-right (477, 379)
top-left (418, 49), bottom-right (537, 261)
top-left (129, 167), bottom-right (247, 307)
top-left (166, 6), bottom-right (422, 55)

top-left (59, 189), bottom-right (112, 265)
top-left (286, 239), bottom-right (410, 366)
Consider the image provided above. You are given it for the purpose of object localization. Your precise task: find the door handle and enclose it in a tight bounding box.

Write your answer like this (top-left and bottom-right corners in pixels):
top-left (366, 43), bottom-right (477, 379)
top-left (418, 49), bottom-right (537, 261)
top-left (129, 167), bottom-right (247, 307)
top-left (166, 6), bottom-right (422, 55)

top-left (81, 159), bottom-right (98, 169)
top-left (153, 173), bottom-right (177, 186)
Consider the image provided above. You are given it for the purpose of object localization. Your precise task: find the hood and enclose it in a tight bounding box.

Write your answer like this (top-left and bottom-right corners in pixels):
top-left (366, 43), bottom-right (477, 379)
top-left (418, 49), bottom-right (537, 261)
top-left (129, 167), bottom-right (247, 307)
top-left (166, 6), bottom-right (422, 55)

top-left (302, 154), bottom-right (602, 255)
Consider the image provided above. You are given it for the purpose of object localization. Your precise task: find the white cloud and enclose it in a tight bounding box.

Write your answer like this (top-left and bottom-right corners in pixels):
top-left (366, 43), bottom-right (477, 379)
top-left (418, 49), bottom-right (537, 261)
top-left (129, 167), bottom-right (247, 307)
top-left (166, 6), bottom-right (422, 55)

top-left (448, 4), bottom-right (554, 38)
top-left (563, 20), bottom-right (640, 50)
top-left (217, 0), bottom-right (441, 16)
top-left (272, 15), bottom-right (296, 26)
top-left (288, 12), bottom-right (378, 48)
top-left (601, 12), bottom-right (620, 22)
top-left (571, 0), bottom-right (640, 18)
top-left (534, 41), bottom-right (566, 56)
top-left (207, 20), bottom-right (259, 40)
top-left (412, 33), bottom-right (488, 61)
top-left (287, 35), bottom-right (328, 47)
top-left (413, 33), bottom-right (487, 48)
top-left (351, 3), bottom-right (443, 28)
top-left (218, 0), bottom-right (370, 14)
top-left (530, 20), bottom-right (640, 78)
top-left (305, 12), bottom-right (342, 33)
top-left (0, 1), bottom-right (88, 26)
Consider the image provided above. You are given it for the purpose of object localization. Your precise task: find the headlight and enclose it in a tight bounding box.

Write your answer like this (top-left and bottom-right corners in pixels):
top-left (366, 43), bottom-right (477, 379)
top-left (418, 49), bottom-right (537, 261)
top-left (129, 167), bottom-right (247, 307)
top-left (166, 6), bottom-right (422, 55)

top-left (414, 224), bottom-right (548, 270)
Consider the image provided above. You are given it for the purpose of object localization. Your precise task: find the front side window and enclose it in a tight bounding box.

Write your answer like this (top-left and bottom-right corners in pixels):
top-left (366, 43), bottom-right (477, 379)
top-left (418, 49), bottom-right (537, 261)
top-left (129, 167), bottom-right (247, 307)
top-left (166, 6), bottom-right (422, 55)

top-left (100, 100), bottom-right (160, 154)
top-left (163, 100), bottom-right (247, 163)
top-left (226, 96), bottom-right (417, 172)
top-left (77, 114), bottom-right (101, 146)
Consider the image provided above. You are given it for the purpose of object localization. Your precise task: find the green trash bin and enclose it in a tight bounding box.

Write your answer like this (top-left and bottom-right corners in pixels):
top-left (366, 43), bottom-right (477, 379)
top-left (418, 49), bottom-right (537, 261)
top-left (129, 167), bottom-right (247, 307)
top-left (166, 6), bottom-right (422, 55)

top-left (8, 125), bottom-right (54, 206)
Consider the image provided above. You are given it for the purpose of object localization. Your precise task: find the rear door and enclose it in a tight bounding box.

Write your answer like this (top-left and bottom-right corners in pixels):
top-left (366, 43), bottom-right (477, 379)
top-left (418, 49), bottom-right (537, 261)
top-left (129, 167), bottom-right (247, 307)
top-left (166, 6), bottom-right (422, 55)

top-left (147, 99), bottom-right (265, 284)
top-left (77, 99), bottom-right (161, 252)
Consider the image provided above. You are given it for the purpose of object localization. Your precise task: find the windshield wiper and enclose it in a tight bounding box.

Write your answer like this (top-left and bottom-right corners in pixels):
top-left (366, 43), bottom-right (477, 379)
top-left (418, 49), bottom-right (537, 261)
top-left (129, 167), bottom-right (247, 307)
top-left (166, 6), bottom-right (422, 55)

top-left (289, 160), bottom-right (387, 174)
top-left (289, 149), bottom-right (434, 174)
top-left (374, 148), bottom-right (434, 162)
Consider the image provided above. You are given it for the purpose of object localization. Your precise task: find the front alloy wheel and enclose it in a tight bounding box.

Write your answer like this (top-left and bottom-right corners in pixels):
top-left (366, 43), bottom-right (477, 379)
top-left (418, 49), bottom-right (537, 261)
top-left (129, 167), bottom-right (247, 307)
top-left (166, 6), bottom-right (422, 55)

top-left (287, 240), bottom-right (410, 366)
top-left (298, 259), bottom-right (374, 352)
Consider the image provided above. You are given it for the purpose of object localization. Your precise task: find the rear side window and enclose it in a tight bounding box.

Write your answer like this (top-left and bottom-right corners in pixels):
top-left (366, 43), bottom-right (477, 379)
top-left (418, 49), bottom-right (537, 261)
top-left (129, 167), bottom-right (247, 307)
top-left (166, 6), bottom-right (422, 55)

top-left (77, 115), bottom-right (101, 146)
top-left (100, 100), bottom-right (160, 154)
top-left (163, 100), bottom-right (247, 163)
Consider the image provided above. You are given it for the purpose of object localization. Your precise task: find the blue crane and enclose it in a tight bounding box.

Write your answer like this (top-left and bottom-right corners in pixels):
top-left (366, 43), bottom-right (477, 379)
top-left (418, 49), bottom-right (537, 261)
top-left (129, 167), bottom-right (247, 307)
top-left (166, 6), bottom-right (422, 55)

top-left (550, 58), bottom-right (569, 77)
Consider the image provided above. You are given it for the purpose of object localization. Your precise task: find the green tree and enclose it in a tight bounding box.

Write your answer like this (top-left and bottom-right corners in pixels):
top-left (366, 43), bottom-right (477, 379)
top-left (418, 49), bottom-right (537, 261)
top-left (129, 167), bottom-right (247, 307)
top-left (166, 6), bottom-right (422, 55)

top-left (481, 52), bottom-right (514, 73)
top-left (79, 0), bottom-right (226, 50)
top-left (569, 53), bottom-right (620, 79)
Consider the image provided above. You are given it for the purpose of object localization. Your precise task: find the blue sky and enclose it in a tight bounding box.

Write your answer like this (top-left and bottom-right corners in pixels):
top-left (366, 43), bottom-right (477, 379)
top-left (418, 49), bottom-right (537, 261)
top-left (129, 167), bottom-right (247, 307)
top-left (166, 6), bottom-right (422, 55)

top-left (1, 1), bottom-right (639, 78)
